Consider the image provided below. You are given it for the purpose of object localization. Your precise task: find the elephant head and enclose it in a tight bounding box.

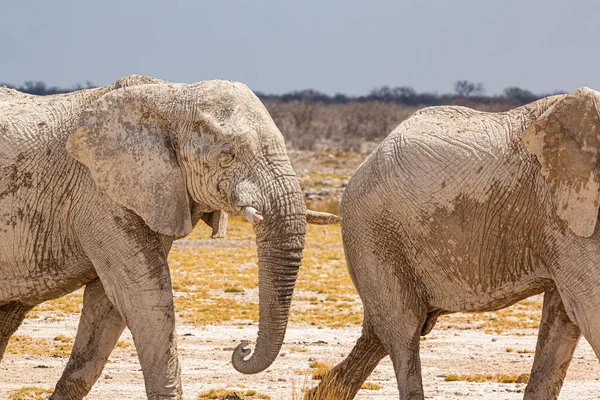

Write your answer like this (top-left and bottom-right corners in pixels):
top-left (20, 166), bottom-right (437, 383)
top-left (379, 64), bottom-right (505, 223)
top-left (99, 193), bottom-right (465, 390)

top-left (523, 87), bottom-right (600, 238)
top-left (66, 79), bottom-right (309, 374)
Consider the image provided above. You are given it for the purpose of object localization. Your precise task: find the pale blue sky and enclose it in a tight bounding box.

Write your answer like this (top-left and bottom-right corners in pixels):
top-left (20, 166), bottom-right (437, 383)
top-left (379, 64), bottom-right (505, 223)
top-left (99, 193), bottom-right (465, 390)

top-left (1, 0), bottom-right (598, 95)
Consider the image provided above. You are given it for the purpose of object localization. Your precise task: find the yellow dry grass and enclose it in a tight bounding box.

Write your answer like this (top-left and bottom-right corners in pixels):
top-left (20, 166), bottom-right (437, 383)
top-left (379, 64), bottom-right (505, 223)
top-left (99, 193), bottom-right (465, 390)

top-left (309, 360), bottom-right (334, 380)
top-left (437, 298), bottom-right (542, 334)
top-left (7, 386), bottom-right (53, 400)
top-left (5, 335), bottom-right (73, 357)
top-left (445, 373), bottom-right (530, 384)
top-left (31, 292), bottom-right (83, 316)
top-left (506, 347), bottom-right (535, 354)
top-left (197, 388), bottom-right (271, 399)
top-left (360, 382), bottom-right (383, 390)
top-left (289, 346), bottom-right (309, 353)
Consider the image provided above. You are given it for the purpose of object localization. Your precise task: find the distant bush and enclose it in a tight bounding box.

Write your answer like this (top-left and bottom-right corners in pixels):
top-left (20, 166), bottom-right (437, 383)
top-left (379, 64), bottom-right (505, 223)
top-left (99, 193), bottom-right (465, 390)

top-left (264, 100), bottom-right (418, 151)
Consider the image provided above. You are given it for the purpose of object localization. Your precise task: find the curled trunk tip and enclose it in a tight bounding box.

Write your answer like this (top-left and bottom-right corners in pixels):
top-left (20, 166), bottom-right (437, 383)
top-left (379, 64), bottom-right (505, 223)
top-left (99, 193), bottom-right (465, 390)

top-left (231, 342), bottom-right (254, 373)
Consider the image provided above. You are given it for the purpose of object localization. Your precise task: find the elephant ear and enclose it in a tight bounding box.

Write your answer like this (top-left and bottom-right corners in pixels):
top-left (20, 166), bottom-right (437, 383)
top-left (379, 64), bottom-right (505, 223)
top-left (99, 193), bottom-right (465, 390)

top-left (67, 85), bottom-right (193, 237)
top-left (523, 87), bottom-right (600, 237)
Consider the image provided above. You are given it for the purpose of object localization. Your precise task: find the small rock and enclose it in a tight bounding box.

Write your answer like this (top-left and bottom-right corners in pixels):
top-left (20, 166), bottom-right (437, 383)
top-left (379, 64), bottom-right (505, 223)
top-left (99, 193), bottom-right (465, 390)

top-left (104, 374), bottom-right (113, 380)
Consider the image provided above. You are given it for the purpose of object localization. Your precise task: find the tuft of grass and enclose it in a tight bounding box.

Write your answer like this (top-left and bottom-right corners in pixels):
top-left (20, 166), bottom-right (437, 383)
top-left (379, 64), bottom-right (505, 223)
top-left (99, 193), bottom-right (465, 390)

top-left (8, 387), bottom-right (53, 400)
top-left (289, 346), bottom-right (308, 353)
top-left (53, 335), bottom-right (71, 343)
top-left (197, 388), bottom-right (271, 399)
top-left (116, 340), bottom-right (133, 349)
top-left (361, 382), bottom-right (383, 390)
top-left (445, 373), bottom-right (530, 384)
top-left (309, 361), bottom-right (334, 380)
top-left (224, 287), bottom-right (245, 293)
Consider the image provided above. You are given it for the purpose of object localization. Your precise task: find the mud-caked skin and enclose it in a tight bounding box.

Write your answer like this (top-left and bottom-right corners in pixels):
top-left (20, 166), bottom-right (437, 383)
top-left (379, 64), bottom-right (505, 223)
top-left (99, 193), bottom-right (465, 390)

top-left (307, 87), bottom-right (600, 400)
top-left (0, 75), bottom-right (308, 399)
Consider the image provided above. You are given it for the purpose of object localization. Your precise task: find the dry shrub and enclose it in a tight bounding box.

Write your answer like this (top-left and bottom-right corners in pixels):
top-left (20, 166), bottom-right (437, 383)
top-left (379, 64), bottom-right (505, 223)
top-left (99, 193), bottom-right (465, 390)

top-left (264, 100), bottom-right (418, 152)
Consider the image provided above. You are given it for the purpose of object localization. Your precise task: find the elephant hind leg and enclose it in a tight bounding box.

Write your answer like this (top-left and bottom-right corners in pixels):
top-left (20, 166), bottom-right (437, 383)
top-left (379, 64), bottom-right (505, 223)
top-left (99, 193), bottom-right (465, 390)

top-left (0, 302), bottom-right (33, 362)
top-left (524, 286), bottom-right (581, 400)
top-left (304, 319), bottom-right (387, 400)
top-left (374, 304), bottom-right (427, 400)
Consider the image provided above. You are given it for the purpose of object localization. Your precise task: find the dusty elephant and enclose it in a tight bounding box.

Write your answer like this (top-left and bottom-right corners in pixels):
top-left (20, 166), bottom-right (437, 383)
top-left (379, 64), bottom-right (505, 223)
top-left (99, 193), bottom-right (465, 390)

top-left (0, 75), bottom-right (337, 399)
top-left (308, 87), bottom-right (600, 399)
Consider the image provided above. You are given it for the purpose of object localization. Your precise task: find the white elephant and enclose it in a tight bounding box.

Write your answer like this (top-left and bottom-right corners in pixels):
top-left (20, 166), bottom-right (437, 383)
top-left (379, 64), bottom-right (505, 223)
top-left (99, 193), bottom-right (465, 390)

top-left (0, 75), bottom-right (337, 399)
top-left (308, 87), bottom-right (600, 399)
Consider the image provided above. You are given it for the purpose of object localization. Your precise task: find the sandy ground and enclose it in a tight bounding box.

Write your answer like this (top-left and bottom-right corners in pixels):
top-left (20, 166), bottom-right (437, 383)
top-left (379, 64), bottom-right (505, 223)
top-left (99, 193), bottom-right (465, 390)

top-left (2, 314), bottom-right (600, 399)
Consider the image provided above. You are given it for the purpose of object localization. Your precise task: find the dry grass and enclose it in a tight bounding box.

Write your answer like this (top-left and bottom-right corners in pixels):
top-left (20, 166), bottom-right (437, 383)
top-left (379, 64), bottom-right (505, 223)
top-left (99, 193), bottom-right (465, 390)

top-left (445, 373), bottom-right (530, 384)
top-left (6, 335), bottom-right (73, 357)
top-left (289, 346), bottom-right (309, 353)
top-left (168, 216), bottom-right (359, 328)
top-left (30, 292), bottom-right (83, 316)
top-left (197, 388), bottom-right (271, 399)
top-left (7, 386), bottom-right (53, 400)
top-left (116, 340), bottom-right (133, 349)
top-left (309, 361), bottom-right (334, 380)
top-left (437, 298), bottom-right (542, 334)
top-left (292, 368), bottom-right (377, 400)
top-left (360, 382), bottom-right (383, 390)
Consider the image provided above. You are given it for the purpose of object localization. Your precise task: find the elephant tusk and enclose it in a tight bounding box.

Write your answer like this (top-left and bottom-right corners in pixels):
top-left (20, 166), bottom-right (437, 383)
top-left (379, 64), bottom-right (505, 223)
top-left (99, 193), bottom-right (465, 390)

top-left (242, 206), bottom-right (264, 223)
top-left (306, 209), bottom-right (341, 225)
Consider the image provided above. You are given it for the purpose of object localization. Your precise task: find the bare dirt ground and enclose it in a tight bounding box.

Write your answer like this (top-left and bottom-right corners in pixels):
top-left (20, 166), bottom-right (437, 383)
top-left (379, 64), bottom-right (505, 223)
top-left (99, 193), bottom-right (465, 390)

top-left (3, 313), bottom-right (600, 399)
top-left (2, 151), bottom-right (600, 399)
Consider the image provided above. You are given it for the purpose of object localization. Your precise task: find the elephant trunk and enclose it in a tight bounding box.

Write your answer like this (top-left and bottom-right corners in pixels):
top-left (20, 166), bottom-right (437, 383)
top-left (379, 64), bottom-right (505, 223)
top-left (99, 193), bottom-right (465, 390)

top-left (232, 175), bottom-right (306, 374)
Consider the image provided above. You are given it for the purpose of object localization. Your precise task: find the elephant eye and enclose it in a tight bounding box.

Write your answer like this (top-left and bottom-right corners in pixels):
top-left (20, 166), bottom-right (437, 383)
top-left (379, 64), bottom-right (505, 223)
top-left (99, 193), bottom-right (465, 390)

top-left (218, 144), bottom-right (235, 168)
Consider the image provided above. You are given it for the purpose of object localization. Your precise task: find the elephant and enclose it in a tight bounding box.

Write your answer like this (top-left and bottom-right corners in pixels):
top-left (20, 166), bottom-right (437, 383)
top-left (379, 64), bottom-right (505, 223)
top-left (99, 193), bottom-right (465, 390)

top-left (307, 87), bottom-right (600, 399)
top-left (0, 74), bottom-right (338, 399)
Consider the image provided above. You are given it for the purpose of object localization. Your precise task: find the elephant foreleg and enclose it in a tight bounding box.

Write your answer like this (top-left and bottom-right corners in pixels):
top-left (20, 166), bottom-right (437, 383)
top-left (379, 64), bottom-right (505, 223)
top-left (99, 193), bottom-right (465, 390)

top-left (210, 210), bottom-right (228, 239)
top-left (51, 278), bottom-right (126, 400)
top-left (524, 286), bottom-right (581, 400)
top-left (0, 302), bottom-right (33, 362)
top-left (305, 318), bottom-right (387, 400)
top-left (199, 210), bottom-right (228, 239)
